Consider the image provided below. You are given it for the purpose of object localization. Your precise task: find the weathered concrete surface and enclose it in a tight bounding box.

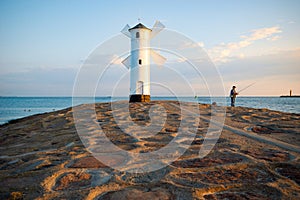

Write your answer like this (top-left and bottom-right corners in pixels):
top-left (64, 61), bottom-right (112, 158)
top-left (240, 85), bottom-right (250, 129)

top-left (0, 101), bottom-right (299, 199)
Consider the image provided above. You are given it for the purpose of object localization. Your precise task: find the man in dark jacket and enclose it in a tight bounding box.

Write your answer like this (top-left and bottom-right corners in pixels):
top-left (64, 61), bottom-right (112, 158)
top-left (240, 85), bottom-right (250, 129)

top-left (230, 86), bottom-right (238, 107)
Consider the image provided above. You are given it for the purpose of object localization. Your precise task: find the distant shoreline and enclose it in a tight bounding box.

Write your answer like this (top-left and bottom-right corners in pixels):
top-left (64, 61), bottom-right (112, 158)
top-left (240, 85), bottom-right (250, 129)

top-left (280, 95), bottom-right (300, 98)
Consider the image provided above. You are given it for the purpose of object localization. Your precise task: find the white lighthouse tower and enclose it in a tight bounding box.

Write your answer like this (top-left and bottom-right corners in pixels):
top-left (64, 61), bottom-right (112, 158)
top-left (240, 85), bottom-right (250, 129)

top-left (121, 21), bottom-right (166, 102)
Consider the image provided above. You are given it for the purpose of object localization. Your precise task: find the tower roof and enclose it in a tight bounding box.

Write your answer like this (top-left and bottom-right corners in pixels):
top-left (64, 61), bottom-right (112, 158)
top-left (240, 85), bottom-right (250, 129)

top-left (129, 23), bottom-right (151, 31)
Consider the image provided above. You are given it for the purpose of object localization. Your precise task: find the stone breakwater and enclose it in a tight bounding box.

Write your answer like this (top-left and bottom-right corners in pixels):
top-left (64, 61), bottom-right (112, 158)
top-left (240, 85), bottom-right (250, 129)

top-left (0, 101), bottom-right (299, 199)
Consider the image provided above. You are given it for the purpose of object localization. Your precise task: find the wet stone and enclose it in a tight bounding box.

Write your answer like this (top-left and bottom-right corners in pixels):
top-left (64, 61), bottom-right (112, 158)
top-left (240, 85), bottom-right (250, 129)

top-left (14, 159), bottom-right (52, 173)
top-left (241, 148), bottom-right (290, 162)
top-left (252, 126), bottom-right (273, 134)
top-left (172, 151), bottom-right (247, 168)
top-left (177, 166), bottom-right (275, 185)
top-left (275, 163), bottom-right (300, 185)
top-left (204, 184), bottom-right (283, 200)
top-left (88, 170), bottom-right (112, 187)
top-left (54, 172), bottom-right (91, 190)
top-left (120, 167), bottom-right (169, 184)
top-left (69, 156), bottom-right (107, 168)
top-left (97, 187), bottom-right (173, 200)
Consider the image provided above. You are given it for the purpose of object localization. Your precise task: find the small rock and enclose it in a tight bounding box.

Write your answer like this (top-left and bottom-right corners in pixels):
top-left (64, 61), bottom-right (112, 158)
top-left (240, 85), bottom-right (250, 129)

top-left (54, 172), bottom-right (91, 190)
top-left (99, 188), bottom-right (173, 200)
top-left (252, 126), bottom-right (272, 134)
top-left (9, 191), bottom-right (23, 200)
top-left (66, 142), bottom-right (75, 148)
top-left (8, 159), bottom-right (20, 165)
top-left (69, 156), bottom-right (107, 168)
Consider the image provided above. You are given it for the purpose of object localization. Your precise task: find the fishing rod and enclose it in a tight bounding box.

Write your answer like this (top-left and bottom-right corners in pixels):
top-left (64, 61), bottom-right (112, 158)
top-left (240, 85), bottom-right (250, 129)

top-left (238, 82), bottom-right (256, 94)
top-left (195, 82), bottom-right (256, 98)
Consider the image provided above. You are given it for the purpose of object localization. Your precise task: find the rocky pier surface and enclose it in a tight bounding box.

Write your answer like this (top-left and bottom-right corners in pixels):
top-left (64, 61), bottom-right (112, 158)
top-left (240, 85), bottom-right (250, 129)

top-left (0, 101), bottom-right (299, 199)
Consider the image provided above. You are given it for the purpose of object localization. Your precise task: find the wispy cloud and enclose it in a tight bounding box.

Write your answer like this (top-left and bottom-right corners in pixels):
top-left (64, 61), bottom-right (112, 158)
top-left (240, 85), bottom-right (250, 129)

top-left (267, 35), bottom-right (281, 41)
top-left (208, 26), bottom-right (282, 64)
top-left (180, 41), bottom-right (205, 50)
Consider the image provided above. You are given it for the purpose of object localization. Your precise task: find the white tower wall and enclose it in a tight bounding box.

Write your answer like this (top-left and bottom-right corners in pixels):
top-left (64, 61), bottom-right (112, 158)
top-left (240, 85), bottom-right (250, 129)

top-left (129, 28), bottom-right (151, 95)
top-left (121, 21), bottom-right (166, 102)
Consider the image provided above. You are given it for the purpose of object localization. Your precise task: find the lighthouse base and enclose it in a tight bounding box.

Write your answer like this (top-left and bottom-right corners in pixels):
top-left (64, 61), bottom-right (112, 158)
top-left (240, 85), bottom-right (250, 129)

top-left (129, 94), bottom-right (150, 103)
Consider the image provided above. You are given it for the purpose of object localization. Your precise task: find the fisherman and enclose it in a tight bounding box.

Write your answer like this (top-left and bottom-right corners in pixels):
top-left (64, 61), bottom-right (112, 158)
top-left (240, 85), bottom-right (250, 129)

top-left (230, 86), bottom-right (238, 107)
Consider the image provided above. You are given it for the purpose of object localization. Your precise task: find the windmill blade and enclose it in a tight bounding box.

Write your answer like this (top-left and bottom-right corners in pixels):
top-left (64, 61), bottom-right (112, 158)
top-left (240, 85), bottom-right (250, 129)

top-left (150, 21), bottom-right (165, 39)
top-left (121, 24), bottom-right (131, 38)
top-left (151, 50), bottom-right (166, 66)
top-left (121, 55), bottom-right (131, 69)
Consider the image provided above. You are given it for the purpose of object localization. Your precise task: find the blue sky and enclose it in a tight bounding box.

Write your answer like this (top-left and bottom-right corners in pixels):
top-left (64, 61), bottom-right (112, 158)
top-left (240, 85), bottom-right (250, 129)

top-left (0, 0), bottom-right (299, 96)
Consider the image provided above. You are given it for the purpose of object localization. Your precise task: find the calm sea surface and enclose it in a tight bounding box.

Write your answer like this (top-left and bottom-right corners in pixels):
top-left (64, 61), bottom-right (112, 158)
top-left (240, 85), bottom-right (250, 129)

top-left (0, 96), bottom-right (299, 125)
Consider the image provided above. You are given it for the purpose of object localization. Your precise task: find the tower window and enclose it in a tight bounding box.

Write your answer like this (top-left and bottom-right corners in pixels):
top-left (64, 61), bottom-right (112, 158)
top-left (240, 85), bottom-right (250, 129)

top-left (136, 32), bottom-right (140, 38)
top-left (139, 59), bottom-right (142, 65)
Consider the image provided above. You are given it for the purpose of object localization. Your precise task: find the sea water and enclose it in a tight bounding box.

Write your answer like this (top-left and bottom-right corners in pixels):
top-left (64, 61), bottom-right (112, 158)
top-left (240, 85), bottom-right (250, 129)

top-left (0, 96), bottom-right (299, 125)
